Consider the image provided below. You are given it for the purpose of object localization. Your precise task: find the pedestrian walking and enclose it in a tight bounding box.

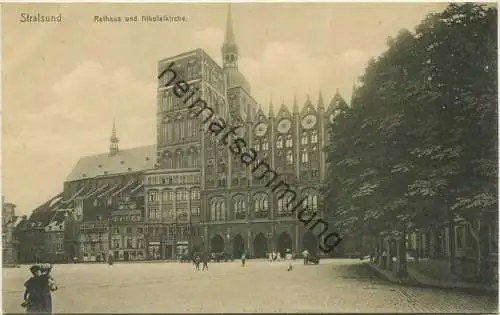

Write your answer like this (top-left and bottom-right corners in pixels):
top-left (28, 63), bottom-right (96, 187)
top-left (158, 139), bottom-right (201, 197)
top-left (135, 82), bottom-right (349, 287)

top-left (241, 252), bottom-right (246, 267)
top-left (286, 249), bottom-right (293, 271)
top-left (272, 251), bottom-right (277, 262)
top-left (194, 255), bottom-right (201, 271)
top-left (108, 253), bottom-right (114, 266)
top-left (22, 264), bottom-right (57, 314)
top-left (277, 252), bottom-right (281, 262)
top-left (268, 251), bottom-right (272, 263)
top-left (381, 250), bottom-right (387, 267)
top-left (202, 252), bottom-right (209, 271)
top-left (302, 249), bottom-right (309, 265)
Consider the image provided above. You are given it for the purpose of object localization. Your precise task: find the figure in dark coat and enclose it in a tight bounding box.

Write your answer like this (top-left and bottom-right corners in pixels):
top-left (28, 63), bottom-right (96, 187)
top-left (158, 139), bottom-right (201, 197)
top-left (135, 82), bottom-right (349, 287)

top-left (202, 252), bottom-right (208, 271)
top-left (23, 264), bottom-right (55, 314)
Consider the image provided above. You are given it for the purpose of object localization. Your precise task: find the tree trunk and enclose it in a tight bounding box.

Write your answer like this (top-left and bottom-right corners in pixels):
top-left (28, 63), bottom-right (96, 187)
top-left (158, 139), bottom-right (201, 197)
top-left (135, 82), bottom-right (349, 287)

top-left (468, 220), bottom-right (490, 283)
top-left (397, 234), bottom-right (408, 278)
top-left (448, 219), bottom-right (456, 275)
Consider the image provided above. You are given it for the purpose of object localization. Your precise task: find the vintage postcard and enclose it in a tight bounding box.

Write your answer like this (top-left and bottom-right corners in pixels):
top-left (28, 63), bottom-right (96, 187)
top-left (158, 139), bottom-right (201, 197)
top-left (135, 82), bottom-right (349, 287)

top-left (2, 2), bottom-right (498, 313)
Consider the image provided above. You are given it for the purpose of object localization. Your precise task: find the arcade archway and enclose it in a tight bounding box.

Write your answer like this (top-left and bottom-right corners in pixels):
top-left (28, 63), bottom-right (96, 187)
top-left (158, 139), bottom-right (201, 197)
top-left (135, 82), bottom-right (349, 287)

top-left (211, 235), bottom-right (225, 253)
top-left (253, 233), bottom-right (268, 258)
top-left (302, 231), bottom-right (318, 256)
top-left (233, 234), bottom-right (245, 258)
top-left (277, 232), bottom-right (292, 257)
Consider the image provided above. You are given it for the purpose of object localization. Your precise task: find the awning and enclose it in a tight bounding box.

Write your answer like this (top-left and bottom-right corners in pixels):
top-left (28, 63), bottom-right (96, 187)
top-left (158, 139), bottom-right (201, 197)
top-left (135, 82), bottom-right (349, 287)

top-left (111, 181), bottom-right (136, 197)
top-left (97, 184), bottom-right (121, 199)
top-left (61, 187), bottom-right (85, 204)
top-left (83, 185), bottom-right (109, 199)
top-left (129, 183), bottom-right (143, 194)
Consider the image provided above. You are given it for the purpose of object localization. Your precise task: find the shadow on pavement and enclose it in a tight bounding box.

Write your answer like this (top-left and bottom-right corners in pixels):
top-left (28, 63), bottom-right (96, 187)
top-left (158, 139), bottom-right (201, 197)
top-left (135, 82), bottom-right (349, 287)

top-left (335, 262), bottom-right (387, 283)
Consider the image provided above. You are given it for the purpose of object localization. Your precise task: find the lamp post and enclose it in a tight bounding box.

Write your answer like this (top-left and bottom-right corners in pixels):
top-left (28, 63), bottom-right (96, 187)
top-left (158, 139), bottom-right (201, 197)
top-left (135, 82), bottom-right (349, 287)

top-left (201, 235), bottom-right (205, 254)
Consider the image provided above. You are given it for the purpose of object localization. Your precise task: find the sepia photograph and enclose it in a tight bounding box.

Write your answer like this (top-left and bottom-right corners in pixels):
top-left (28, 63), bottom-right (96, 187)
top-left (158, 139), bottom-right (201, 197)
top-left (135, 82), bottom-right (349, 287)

top-left (1, 1), bottom-right (498, 313)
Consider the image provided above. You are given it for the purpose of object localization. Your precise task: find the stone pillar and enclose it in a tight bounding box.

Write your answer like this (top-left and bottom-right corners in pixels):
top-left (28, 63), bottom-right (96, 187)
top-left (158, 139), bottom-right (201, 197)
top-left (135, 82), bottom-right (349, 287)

top-left (247, 227), bottom-right (252, 255)
top-left (295, 225), bottom-right (300, 253)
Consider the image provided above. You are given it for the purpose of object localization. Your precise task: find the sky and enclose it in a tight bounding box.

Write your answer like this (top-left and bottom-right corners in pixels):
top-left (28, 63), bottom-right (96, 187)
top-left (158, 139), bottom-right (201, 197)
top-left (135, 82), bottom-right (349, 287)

top-left (2, 2), bottom-right (449, 215)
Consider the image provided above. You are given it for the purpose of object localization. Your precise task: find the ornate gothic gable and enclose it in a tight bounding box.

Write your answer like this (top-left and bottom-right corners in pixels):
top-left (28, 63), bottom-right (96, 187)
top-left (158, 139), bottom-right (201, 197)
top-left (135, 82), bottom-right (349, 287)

top-left (276, 103), bottom-right (292, 120)
top-left (300, 96), bottom-right (317, 117)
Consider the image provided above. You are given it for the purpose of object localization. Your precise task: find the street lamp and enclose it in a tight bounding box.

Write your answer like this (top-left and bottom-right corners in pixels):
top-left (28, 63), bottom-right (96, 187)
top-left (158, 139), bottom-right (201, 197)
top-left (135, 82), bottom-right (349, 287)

top-left (268, 232), bottom-right (273, 251)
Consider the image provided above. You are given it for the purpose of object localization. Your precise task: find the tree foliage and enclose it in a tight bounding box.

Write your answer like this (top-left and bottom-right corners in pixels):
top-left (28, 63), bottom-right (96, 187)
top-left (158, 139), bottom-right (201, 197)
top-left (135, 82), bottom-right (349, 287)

top-left (325, 3), bottom-right (497, 236)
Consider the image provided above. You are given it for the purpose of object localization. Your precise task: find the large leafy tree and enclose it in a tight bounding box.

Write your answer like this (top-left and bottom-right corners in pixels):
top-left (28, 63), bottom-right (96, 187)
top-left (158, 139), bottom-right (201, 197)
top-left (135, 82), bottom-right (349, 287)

top-left (325, 3), bottom-right (497, 278)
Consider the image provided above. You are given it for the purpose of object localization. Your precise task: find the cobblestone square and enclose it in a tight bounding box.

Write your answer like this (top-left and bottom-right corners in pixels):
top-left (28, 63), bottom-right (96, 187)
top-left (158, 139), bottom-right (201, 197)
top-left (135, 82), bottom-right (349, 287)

top-left (3, 259), bottom-right (497, 313)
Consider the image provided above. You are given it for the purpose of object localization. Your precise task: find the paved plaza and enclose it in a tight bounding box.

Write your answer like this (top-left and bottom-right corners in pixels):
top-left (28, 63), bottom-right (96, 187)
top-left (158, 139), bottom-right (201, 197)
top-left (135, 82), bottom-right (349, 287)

top-left (3, 259), bottom-right (498, 313)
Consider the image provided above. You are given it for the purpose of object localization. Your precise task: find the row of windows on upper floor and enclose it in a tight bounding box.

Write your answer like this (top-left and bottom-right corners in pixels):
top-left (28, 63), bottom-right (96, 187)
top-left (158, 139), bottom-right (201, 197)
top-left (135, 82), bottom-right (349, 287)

top-left (253, 132), bottom-right (320, 150)
top-left (148, 207), bottom-right (200, 220)
top-left (207, 193), bottom-right (319, 221)
top-left (207, 148), bottom-right (320, 169)
top-left (148, 189), bottom-right (201, 202)
top-left (159, 118), bottom-right (201, 144)
top-left (205, 168), bottom-right (320, 188)
top-left (146, 174), bottom-right (201, 186)
top-left (159, 85), bottom-right (225, 113)
top-left (159, 151), bottom-right (201, 169)
top-left (158, 60), bottom-right (224, 92)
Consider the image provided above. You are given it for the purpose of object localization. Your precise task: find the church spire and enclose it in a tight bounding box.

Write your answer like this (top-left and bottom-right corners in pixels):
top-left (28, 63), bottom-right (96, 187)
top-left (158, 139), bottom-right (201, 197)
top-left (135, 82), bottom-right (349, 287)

top-left (221, 3), bottom-right (238, 69)
top-left (109, 120), bottom-right (119, 156)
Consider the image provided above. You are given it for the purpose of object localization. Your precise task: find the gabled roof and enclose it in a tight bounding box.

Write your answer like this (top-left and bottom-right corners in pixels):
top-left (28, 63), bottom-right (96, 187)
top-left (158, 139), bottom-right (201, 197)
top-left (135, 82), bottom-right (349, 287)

top-left (65, 145), bottom-right (156, 182)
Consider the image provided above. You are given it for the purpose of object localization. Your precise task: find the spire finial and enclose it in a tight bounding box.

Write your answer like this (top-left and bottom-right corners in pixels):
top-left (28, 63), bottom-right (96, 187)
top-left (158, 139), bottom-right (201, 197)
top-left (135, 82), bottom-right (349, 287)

top-left (293, 95), bottom-right (299, 113)
top-left (110, 120), bottom-right (119, 155)
top-left (269, 98), bottom-right (275, 117)
top-left (318, 90), bottom-right (324, 108)
top-left (222, 2), bottom-right (238, 67)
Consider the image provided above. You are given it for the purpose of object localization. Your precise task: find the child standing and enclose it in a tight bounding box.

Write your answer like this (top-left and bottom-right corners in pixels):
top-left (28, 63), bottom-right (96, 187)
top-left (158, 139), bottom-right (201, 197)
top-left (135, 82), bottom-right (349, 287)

top-left (286, 249), bottom-right (293, 271)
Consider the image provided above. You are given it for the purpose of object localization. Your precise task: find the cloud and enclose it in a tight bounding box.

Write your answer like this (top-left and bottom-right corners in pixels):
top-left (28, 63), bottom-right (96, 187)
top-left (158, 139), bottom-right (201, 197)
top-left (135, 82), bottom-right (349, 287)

top-left (3, 62), bottom-right (157, 214)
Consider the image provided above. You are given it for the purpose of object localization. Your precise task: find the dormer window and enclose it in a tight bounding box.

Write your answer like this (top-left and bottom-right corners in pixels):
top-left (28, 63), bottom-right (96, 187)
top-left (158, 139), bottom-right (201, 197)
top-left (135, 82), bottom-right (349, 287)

top-left (98, 164), bottom-right (102, 168)
top-left (120, 161), bottom-right (125, 164)
top-left (145, 157), bottom-right (150, 161)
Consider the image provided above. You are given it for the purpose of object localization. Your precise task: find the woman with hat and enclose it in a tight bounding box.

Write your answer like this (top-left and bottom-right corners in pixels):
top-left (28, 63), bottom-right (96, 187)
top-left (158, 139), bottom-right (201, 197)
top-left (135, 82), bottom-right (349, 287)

top-left (22, 264), bottom-right (56, 314)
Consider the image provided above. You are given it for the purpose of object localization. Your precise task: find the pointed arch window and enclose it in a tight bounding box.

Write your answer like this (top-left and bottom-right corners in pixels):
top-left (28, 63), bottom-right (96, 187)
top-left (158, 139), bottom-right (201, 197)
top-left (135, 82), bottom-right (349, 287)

top-left (182, 151), bottom-right (189, 168)
top-left (233, 197), bottom-right (247, 219)
top-left (254, 141), bottom-right (260, 152)
top-left (262, 139), bottom-right (269, 151)
top-left (186, 119), bottom-right (193, 137)
top-left (211, 199), bottom-right (226, 221)
top-left (286, 151), bottom-right (293, 164)
top-left (176, 190), bottom-right (183, 202)
top-left (311, 131), bottom-right (318, 144)
top-left (286, 134), bottom-right (293, 148)
top-left (191, 189), bottom-right (200, 200)
top-left (148, 190), bottom-right (158, 202)
top-left (192, 150), bottom-right (199, 167)
top-left (301, 132), bottom-right (308, 145)
top-left (301, 150), bottom-right (309, 163)
top-left (176, 152), bottom-right (182, 168)
top-left (304, 192), bottom-right (319, 212)
top-left (166, 93), bottom-right (173, 110)
top-left (277, 194), bottom-right (293, 216)
top-left (276, 136), bottom-right (283, 149)
top-left (253, 193), bottom-right (269, 218)
top-left (162, 190), bottom-right (169, 201)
